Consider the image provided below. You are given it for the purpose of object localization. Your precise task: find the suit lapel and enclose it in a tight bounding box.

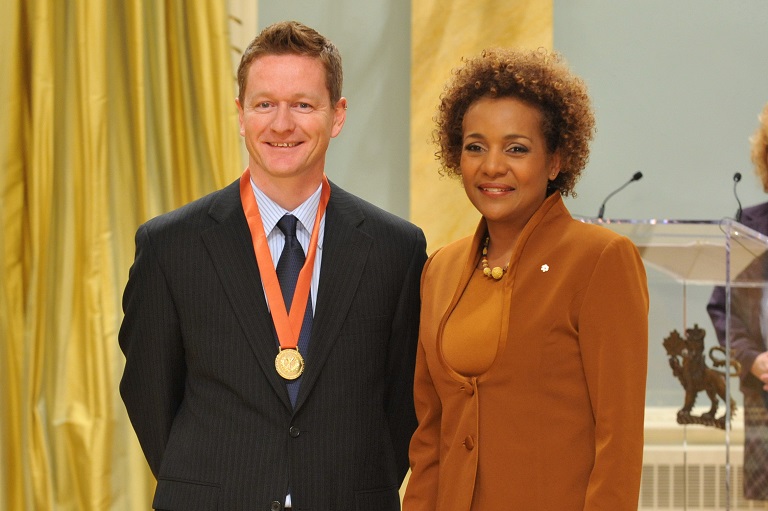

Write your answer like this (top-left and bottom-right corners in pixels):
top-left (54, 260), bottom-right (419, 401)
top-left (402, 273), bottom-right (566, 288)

top-left (199, 181), bottom-right (372, 414)
top-left (200, 181), bottom-right (293, 411)
top-left (293, 184), bottom-right (371, 411)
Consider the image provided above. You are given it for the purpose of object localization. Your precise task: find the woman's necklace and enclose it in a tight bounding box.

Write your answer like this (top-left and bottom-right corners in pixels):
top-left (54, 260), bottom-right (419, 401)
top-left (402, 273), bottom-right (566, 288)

top-left (481, 236), bottom-right (508, 280)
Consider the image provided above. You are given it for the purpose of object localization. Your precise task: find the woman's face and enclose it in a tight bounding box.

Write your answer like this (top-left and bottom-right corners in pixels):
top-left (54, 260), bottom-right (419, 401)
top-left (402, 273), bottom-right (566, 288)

top-left (460, 96), bottom-right (560, 233)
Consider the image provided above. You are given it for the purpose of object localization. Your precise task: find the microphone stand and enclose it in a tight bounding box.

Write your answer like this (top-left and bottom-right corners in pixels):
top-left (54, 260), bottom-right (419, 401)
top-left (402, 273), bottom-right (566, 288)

top-left (733, 172), bottom-right (742, 222)
top-left (597, 171), bottom-right (643, 219)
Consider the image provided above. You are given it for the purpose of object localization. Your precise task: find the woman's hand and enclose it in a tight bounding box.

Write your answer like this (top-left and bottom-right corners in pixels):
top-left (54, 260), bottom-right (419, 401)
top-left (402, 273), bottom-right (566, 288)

top-left (751, 351), bottom-right (768, 390)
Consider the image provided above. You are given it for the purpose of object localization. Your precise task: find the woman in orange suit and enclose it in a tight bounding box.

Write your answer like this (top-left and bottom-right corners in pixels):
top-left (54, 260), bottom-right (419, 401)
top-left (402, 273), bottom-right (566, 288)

top-left (403, 48), bottom-right (649, 510)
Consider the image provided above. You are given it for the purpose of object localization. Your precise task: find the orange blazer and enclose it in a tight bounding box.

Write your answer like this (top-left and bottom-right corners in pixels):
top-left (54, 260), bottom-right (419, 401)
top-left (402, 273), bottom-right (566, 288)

top-left (404, 194), bottom-right (649, 511)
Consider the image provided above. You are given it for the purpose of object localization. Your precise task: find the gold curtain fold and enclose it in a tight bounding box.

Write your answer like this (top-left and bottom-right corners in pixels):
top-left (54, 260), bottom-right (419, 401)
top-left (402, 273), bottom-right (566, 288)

top-left (410, 0), bottom-right (553, 253)
top-left (0, 1), bottom-right (241, 509)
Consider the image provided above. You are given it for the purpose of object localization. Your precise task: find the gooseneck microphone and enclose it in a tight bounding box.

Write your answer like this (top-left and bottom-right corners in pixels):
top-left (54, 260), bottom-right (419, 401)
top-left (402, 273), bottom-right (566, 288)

top-left (597, 171), bottom-right (643, 219)
top-left (733, 172), bottom-right (743, 222)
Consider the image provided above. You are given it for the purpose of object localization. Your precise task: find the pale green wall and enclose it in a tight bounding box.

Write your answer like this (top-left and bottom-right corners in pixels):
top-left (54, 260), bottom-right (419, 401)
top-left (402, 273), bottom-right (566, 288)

top-left (259, 1), bottom-right (412, 219)
top-left (555, 0), bottom-right (768, 406)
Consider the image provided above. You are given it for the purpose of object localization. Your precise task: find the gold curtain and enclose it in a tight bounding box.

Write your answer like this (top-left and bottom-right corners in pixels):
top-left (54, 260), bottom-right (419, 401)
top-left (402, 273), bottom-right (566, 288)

top-left (411, 0), bottom-right (553, 253)
top-left (0, 1), bottom-right (241, 509)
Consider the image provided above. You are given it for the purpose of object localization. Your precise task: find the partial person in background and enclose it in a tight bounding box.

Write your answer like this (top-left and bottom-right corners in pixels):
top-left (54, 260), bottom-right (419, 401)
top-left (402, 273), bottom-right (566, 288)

top-left (119, 21), bottom-right (426, 511)
top-left (707, 101), bottom-right (768, 501)
top-left (403, 48), bottom-right (649, 510)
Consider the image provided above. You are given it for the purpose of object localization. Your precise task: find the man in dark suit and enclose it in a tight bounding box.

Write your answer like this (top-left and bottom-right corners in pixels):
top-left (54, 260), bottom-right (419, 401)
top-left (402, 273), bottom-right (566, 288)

top-left (119, 21), bottom-right (427, 511)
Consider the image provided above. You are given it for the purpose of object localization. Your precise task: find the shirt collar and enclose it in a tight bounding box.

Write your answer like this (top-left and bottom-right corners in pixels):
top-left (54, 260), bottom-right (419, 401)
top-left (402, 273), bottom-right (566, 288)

top-left (250, 178), bottom-right (324, 247)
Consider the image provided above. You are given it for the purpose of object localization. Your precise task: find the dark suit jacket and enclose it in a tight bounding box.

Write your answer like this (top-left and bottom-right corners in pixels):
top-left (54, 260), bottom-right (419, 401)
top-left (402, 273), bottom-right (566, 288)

top-left (119, 179), bottom-right (427, 511)
top-left (707, 201), bottom-right (768, 396)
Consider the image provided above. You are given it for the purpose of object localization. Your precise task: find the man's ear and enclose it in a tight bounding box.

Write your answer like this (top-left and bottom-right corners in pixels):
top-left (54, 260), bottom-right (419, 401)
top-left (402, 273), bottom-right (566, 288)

top-left (331, 97), bottom-right (347, 138)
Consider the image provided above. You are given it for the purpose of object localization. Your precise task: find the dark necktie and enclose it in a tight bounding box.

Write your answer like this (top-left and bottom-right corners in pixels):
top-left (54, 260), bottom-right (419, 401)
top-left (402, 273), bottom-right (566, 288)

top-left (275, 214), bottom-right (313, 406)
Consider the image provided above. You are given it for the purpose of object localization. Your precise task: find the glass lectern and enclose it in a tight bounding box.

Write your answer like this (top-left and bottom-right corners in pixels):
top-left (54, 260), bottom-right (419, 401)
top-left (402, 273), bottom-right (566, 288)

top-left (576, 216), bottom-right (768, 511)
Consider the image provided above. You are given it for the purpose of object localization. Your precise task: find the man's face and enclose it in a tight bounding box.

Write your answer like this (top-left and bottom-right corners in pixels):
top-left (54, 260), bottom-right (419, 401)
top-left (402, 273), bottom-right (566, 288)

top-left (236, 54), bottom-right (346, 188)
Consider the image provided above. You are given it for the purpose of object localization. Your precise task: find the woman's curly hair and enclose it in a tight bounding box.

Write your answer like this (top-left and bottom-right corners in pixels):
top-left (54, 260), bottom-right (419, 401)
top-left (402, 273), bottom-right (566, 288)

top-left (752, 102), bottom-right (768, 192)
top-left (435, 47), bottom-right (595, 197)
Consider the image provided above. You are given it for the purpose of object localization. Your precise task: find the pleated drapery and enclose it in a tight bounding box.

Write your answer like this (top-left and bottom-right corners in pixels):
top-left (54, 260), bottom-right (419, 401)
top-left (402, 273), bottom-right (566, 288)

top-left (0, 0), bottom-right (551, 507)
top-left (0, 1), bottom-right (241, 509)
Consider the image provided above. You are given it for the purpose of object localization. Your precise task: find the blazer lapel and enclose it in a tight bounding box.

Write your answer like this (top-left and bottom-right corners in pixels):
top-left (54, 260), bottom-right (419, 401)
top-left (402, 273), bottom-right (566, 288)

top-left (200, 181), bottom-right (293, 411)
top-left (292, 184), bottom-right (371, 411)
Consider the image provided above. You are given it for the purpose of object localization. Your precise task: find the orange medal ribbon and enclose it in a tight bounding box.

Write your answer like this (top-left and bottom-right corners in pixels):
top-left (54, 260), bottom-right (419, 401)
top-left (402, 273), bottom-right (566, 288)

top-left (239, 169), bottom-right (330, 355)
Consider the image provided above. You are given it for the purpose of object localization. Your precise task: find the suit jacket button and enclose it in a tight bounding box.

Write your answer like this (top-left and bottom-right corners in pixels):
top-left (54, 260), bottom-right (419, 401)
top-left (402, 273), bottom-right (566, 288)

top-left (271, 501), bottom-right (282, 511)
top-left (460, 382), bottom-right (474, 396)
top-left (463, 435), bottom-right (475, 450)
top-left (289, 425), bottom-right (301, 438)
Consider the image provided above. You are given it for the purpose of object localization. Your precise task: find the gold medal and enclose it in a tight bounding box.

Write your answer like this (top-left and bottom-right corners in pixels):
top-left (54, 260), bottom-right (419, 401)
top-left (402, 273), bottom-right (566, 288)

top-left (275, 348), bottom-right (304, 380)
top-left (240, 170), bottom-right (327, 385)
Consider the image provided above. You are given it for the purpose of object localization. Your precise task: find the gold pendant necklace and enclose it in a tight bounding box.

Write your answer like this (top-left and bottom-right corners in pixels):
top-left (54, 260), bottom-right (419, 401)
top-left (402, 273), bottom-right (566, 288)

top-left (481, 236), bottom-right (508, 280)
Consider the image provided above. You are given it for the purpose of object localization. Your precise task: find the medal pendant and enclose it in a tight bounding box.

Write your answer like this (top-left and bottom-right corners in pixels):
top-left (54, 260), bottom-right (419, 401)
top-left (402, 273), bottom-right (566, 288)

top-left (275, 348), bottom-right (304, 380)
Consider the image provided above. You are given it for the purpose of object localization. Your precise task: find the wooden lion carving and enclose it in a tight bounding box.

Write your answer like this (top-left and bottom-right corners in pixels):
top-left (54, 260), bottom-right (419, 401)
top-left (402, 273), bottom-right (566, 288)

top-left (662, 324), bottom-right (740, 429)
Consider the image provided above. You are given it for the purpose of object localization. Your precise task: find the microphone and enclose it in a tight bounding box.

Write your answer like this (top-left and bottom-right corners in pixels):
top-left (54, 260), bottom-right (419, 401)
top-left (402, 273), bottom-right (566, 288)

top-left (597, 171), bottom-right (643, 219)
top-left (733, 172), bottom-right (743, 222)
